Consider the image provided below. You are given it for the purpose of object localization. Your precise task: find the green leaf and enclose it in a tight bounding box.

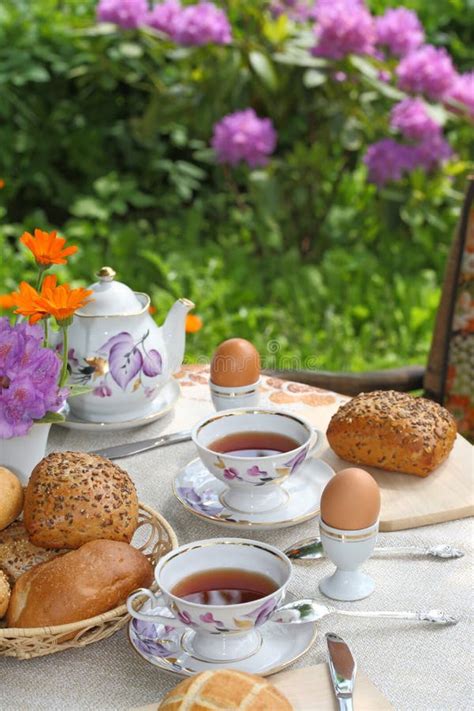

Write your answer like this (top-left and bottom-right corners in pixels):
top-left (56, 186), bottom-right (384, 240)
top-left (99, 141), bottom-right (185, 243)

top-left (35, 411), bottom-right (66, 424)
top-left (249, 51), bottom-right (278, 91)
top-left (118, 42), bottom-right (143, 59)
top-left (67, 384), bottom-right (92, 398)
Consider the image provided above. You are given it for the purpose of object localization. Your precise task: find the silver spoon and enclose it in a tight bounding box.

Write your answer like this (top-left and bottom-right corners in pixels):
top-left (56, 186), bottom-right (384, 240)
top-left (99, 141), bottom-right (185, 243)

top-left (270, 600), bottom-right (459, 626)
top-left (284, 537), bottom-right (464, 562)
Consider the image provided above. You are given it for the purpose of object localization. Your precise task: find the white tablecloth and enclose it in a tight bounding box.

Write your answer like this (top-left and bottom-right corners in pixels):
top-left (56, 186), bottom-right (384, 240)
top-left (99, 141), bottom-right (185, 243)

top-left (2, 368), bottom-right (473, 710)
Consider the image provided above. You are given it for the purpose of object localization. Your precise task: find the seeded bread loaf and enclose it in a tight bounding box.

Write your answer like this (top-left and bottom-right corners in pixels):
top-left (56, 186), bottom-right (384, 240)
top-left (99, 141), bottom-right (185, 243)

top-left (24, 451), bottom-right (139, 549)
top-left (0, 520), bottom-right (65, 584)
top-left (326, 391), bottom-right (457, 477)
top-left (158, 670), bottom-right (293, 710)
top-left (6, 539), bottom-right (153, 628)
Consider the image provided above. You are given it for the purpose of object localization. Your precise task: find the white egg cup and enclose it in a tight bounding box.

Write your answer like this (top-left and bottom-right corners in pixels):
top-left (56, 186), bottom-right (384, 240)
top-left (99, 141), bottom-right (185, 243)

top-left (318, 517), bottom-right (379, 601)
top-left (210, 379), bottom-right (260, 411)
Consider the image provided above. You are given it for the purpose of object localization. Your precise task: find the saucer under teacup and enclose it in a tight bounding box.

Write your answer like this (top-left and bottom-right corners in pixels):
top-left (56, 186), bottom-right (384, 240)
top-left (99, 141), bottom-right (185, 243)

top-left (173, 456), bottom-right (334, 530)
top-left (58, 379), bottom-right (180, 432)
top-left (128, 590), bottom-right (317, 677)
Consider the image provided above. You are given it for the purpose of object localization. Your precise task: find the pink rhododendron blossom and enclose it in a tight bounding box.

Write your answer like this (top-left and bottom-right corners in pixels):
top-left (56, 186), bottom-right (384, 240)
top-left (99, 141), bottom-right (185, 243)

top-left (97, 0), bottom-right (148, 28)
top-left (0, 318), bottom-right (68, 438)
top-left (171, 1), bottom-right (231, 45)
top-left (147, 0), bottom-right (181, 34)
top-left (396, 45), bottom-right (457, 100)
top-left (211, 109), bottom-right (277, 168)
top-left (375, 8), bottom-right (424, 57)
top-left (364, 139), bottom-right (414, 187)
top-left (445, 72), bottom-right (474, 118)
top-left (390, 98), bottom-right (441, 140)
top-left (312, 0), bottom-right (376, 60)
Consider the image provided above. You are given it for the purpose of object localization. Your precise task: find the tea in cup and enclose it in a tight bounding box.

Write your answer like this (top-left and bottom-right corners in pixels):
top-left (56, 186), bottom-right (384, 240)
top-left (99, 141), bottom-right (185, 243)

top-left (127, 537), bottom-right (292, 662)
top-left (191, 408), bottom-right (321, 513)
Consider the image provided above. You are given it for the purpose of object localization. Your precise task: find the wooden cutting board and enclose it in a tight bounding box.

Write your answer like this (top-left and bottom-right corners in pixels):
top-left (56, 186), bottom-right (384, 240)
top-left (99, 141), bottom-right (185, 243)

top-left (132, 663), bottom-right (393, 710)
top-left (321, 434), bottom-right (474, 531)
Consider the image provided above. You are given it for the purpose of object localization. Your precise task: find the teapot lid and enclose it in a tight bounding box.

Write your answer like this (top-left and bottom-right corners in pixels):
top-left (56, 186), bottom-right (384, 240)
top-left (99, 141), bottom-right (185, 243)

top-left (76, 267), bottom-right (149, 317)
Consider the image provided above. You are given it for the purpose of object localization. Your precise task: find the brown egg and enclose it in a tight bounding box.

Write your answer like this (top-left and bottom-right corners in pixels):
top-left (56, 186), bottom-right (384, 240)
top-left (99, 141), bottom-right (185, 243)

top-left (210, 338), bottom-right (260, 387)
top-left (320, 467), bottom-right (381, 531)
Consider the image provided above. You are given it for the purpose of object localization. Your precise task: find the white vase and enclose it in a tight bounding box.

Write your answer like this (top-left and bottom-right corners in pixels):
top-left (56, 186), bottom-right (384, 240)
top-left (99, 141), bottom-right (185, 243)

top-left (0, 423), bottom-right (51, 486)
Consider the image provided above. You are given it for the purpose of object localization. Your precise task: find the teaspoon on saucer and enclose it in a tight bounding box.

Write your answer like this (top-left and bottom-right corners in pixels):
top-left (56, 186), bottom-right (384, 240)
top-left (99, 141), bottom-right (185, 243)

top-left (284, 537), bottom-right (464, 562)
top-left (270, 600), bottom-right (459, 626)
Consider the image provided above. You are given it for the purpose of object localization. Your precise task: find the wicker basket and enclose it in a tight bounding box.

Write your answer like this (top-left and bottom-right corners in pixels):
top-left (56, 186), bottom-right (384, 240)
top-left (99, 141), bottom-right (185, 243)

top-left (0, 502), bottom-right (178, 659)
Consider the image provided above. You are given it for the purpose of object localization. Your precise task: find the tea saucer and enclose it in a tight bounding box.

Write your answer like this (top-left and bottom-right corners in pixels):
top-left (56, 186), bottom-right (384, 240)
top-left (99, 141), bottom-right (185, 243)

top-left (57, 379), bottom-right (180, 432)
top-left (173, 457), bottom-right (334, 529)
top-left (128, 591), bottom-right (317, 677)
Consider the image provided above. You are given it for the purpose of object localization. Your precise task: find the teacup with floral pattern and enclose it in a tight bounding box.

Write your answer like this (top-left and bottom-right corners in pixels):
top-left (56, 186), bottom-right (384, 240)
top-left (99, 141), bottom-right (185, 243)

top-left (191, 408), bottom-right (322, 513)
top-left (127, 538), bottom-right (292, 663)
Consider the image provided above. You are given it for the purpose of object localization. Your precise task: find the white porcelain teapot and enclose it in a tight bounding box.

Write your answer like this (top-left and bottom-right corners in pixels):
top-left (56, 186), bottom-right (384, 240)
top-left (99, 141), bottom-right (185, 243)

top-left (65, 267), bottom-right (194, 423)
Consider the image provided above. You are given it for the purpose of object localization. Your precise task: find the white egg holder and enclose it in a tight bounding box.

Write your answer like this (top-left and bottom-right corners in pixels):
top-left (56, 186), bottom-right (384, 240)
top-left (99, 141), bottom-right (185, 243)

top-left (318, 517), bottom-right (379, 601)
top-left (210, 379), bottom-right (261, 411)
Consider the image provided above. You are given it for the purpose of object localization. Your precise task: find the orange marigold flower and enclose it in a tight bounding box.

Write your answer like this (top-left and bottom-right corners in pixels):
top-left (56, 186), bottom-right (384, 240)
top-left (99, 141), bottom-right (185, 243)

top-left (0, 179), bottom-right (5, 189)
top-left (37, 275), bottom-right (93, 324)
top-left (12, 282), bottom-right (49, 324)
top-left (148, 305), bottom-right (157, 315)
top-left (185, 313), bottom-right (203, 333)
top-left (20, 228), bottom-right (78, 266)
top-left (0, 293), bottom-right (16, 309)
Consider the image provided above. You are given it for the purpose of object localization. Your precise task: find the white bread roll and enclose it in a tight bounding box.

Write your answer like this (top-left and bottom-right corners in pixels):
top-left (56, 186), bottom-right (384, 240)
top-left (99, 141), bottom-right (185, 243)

top-left (0, 466), bottom-right (24, 531)
top-left (6, 539), bottom-right (153, 628)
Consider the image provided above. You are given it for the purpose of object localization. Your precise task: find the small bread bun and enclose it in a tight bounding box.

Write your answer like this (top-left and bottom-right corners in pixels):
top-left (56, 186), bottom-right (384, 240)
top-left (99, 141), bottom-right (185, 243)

top-left (0, 570), bottom-right (11, 618)
top-left (158, 670), bottom-right (293, 710)
top-left (24, 451), bottom-right (139, 549)
top-left (0, 466), bottom-right (24, 531)
top-left (6, 539), bottom-right (153, 628)
top-left (0, 520), bottom-right (65, 584)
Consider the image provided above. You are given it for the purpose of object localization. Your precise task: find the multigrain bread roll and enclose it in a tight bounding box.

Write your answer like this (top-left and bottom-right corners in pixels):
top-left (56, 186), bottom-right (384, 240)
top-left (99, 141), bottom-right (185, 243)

top-left (6, 539), bottom-right (153, 628)
top-left (0, 520), bottom-right (65, 584)
top-left (327, 390), bottom-right (457, 477)
top-left (24, 451), bottom-right (139, 549)
top-left (158, 670), bottom-right (293, 710)
top-left (0, 466), bottom-right (24, 531)
top-left (0, 570), bottom-right (11, 618)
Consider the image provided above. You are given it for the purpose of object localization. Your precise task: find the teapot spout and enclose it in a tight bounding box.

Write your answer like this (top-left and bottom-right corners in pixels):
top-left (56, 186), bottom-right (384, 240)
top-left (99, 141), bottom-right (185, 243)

top-left (162, 298), bottom-right (195, 374)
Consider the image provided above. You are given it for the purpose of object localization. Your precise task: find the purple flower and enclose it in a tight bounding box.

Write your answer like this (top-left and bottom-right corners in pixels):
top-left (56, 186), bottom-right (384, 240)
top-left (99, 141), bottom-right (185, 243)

top-left (247, 465), bottom-right (267, 477)
top-left (363, 139), bottom-right (414, 187)
top-left (445, 72), bottom-right (474, 118)
top-left (396, 45), bottom-right (457, 100)
top-left (375, 8), bottom-right (424, 57)
top-left (211, 109), bottom-right (277, 168)
top-left (284, 446), bottom-right (308, 473)
top-left (146, 0), bottom-right (181, 34)
top-left (246, 596), bottom-right (278, 626)
top-left (390, 98), bottom-right (441, 141)
top-left (411, 134), bottom-right (453, 172)
top-left (170, 2), bottom-right (232, 46)
top-left (223, 466), bottom-right (239, 480)
top-left (269, 0), bottom-right (317, 21)
top-left (93, 384), bottom-right (113, 397)
top-left (177, 609), bottom-right (193, 625)
top-left (199, 612), bottom-right (224, 626)
top-left (97, 0), bottom-right (148, 28)
top-left (312, 0), bottom-right (376, 60)
top-left (0, 319), bottom-right (67, 439)
top-left (177, 486), bottom-right (224, 515)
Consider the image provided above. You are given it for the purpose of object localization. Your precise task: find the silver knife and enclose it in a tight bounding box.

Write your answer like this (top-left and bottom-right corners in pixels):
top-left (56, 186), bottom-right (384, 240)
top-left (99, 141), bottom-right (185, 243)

top-left (326, 632), bottom-right (357, 711)
top-left (89, 430), bottom-right (192, 460)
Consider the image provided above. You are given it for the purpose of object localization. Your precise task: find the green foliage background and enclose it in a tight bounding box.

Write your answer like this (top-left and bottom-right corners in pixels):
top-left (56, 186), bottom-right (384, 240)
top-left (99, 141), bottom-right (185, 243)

top-left (1, 0), bottom-right (473, 370)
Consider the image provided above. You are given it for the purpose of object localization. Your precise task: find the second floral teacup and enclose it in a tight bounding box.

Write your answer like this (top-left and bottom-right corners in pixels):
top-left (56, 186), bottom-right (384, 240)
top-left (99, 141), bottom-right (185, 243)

top-left (127, 538), bottom-right (292, 662)
top-left (191, 408), bottom-right (322, 512)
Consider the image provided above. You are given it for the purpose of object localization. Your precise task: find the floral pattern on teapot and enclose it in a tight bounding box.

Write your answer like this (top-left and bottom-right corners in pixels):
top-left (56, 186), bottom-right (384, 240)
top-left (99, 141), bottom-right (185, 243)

top-left (69, 329), bottom-right (161, 399)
